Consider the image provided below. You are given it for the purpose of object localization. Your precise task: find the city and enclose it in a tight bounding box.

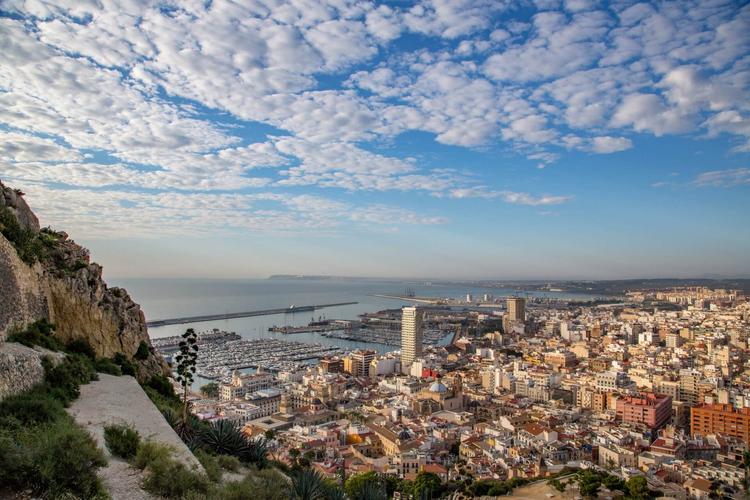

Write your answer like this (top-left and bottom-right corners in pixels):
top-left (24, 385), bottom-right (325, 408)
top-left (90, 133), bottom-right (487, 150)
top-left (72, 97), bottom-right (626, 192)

top-left (155, 285), bottom-right (750, 499)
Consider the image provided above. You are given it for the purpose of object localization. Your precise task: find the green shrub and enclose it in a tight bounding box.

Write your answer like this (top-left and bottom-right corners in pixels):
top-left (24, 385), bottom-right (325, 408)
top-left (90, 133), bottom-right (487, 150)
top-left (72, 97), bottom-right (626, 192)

top-left (134, 440), bottom-right (176, 470)
top-left (66, 338), bottom-right (97, 359)
top-left (113, 352), bottom-right (138, 377)
top-left (43, 354), bottom-right (98, 405)
top-left (0, 205), bottom-right (49, 264)
top-left (141, 452), bottom-right (209, 498)
top-left (135, 340), bottom-right (151, 360)
top-left (217, 454), bottom-right (242, 472)
top-left (147, 374), bottom-right (176, 399)
top-left (195, 449), bottom-right (223, 482)
top-left (0, 388), bottom-right (64, 427)
top-left (0, 416), bottom-right (107, 499)
top-left (7, 319), bottom-right (64, 351)
top-left (95, 358), bottom-right (123, 376)
top-left (203, 470), bottom-right (291, 500)
top-left (104, 423), bottom-right (140, 459)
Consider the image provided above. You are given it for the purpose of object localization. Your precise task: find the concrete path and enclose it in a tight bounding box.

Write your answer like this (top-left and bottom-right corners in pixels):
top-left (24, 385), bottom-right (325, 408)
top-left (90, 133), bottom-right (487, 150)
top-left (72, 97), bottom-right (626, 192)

top-left (67, 374), bottom-right (202, 500)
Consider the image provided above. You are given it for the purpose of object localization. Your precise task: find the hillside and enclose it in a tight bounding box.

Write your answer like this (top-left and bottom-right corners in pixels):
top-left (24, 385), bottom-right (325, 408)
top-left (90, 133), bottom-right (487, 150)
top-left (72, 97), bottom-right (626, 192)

top-left (0, 179), bottom-right (168, 391)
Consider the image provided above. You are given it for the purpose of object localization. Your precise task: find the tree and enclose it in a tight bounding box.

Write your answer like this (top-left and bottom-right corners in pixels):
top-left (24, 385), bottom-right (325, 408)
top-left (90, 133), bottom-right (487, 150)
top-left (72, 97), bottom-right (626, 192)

top-left (346, 472), bottom-right (386, 500)
top-left (174, 328), bottom-right (199, 424)
top-left (199, 382), bottom-right (219, 398)
top-left (602, 473), bottom-right (625, 492)
top-left (412, 471), bottom-right (441, 499)
top-left (548, 478), bottom-right (566, 492)
top-left (291, 468), bottom-right (328, 500)
top-left (625, 475), bottom-right (650, 499)
top-left (577, 470), bottom-right (601, 499)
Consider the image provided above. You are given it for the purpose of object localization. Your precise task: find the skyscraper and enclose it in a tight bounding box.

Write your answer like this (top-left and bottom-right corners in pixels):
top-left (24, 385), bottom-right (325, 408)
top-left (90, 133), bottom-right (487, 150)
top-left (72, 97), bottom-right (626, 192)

top-left (507, 297), bottom-right (526, 322)
top-left (401, 306), bottom-right (423, 370)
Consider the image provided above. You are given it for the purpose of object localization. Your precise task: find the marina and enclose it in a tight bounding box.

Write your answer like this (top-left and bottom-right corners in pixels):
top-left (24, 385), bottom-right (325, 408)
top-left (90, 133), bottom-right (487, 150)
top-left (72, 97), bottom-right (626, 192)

top-left (154, 335), bottom-right (344, 380)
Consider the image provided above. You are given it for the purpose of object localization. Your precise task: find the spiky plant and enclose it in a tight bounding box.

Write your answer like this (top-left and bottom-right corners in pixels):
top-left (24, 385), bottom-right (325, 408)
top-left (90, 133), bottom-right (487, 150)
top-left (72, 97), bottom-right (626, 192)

top-left (200, 419), bottom-right (249, 459)
top-left (291, 468), bottom-right (328, 500)
top-left (245, 436), bottom-right (270, 468)
top-left (355, 480), bottom-right (387, 500)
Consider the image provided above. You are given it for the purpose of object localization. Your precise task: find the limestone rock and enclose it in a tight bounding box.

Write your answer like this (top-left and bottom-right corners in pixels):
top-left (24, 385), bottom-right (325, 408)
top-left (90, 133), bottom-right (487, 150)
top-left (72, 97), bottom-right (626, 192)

top-left (0, 342), bottom-right (63, 399)
top-left (0, 180), bottom-right (169, 384)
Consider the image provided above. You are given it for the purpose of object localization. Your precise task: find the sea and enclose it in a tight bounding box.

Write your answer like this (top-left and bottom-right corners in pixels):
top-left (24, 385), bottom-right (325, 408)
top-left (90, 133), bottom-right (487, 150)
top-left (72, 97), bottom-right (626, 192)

top-left (112, 277), bottom-right (602, 357)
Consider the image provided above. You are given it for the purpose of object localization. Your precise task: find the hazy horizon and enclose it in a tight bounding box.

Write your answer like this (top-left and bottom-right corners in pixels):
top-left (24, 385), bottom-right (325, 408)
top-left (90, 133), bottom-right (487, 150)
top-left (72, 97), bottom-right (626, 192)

top-left (2, 1), bottom-right (749, 279)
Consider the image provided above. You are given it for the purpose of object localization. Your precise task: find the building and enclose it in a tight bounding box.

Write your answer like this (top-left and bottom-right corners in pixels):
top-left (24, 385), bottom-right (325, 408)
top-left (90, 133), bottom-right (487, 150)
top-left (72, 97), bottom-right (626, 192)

top-left (507, 297), bottom-right (526, 322)
top-left (219, 370), bottom-right (276, 401)
top-left (691, 404), bottom-right (750, 445)
top-left (320, 356), bottom-right (344, 374)
top-left (349, 349), bottom-right (376, 377)
top-left (401, 306), bottom-right (423, 371)
top-left (544, 350), bottom-right (577, 370)
top-left (615, 393), bottom-right (673, 430)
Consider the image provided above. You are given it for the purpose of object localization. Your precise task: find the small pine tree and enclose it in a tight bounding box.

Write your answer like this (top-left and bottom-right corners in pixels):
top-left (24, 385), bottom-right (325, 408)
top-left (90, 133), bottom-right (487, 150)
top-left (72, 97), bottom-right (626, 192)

top-left (174, 328), bottom-right (198, 424)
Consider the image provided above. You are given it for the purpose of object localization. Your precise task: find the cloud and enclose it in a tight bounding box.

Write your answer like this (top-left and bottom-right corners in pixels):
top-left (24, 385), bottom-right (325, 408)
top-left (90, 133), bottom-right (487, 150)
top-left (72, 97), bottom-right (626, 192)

top-left (447, 188), bottom-right (573, 206)
top-left (692, 168), bottom-right (750, 188)
top-left (590, 136), bottom-right (633, 154)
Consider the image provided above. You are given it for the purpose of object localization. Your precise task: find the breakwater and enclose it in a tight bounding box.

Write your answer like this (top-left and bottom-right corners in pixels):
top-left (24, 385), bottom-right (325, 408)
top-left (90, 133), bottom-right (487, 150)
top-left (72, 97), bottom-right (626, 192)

top-left (145, 302), bottom-right (358, 327)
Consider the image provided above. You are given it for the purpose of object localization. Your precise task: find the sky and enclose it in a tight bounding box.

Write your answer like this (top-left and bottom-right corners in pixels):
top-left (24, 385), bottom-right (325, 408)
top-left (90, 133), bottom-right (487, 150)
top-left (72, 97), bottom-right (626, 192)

top-left (0, 0), bottom-right (749, 280)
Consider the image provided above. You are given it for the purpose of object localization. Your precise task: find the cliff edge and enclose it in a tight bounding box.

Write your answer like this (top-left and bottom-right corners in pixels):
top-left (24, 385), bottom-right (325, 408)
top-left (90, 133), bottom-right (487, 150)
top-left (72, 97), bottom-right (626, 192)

top-left (0, 180), bottom-right (168, 382)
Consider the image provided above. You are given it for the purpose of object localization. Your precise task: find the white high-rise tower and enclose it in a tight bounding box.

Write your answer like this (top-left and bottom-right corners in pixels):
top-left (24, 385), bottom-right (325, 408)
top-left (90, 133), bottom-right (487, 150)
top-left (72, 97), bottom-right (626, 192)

top-left (401, 306), bottom-right (423, 371)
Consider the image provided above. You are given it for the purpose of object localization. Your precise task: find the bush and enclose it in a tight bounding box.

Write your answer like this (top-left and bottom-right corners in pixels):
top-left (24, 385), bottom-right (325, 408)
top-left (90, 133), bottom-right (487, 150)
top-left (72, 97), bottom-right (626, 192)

top-left (134, 440), bottom-right (176, 470)
top-left (0, 388), bottom-right (64, 427)
top-left (0, 416), bottom-right (107, 499)
top-left (43, 354), bottom-right (98, 406)
top-left (112, 352), bottom-right (138, 377)
top-left (195, 449), bottom-right (223, 483)
top-left (95, 358), bottom-right (123, 375)
top-left (147, 374), bottom-right (176, 399)
top-left (104, 423), bottom-right (140, 459)
top-left (66, 338), bottom-right (97, 359)
top-left (141, 452), bottom-right (209, 498)
top-left (7, 319), bottom-right (64, 351)
top-left (135, 340), bottom-right (151, 360)
top-left (217, 454), bottom-right (242, 472)
top-left (0, 205), bottom-right (49, 264)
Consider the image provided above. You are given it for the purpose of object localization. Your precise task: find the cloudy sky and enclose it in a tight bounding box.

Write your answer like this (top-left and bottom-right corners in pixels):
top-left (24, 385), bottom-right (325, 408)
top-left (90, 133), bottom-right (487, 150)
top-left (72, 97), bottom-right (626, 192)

top-left (1, 0), bottom-right (748, 280)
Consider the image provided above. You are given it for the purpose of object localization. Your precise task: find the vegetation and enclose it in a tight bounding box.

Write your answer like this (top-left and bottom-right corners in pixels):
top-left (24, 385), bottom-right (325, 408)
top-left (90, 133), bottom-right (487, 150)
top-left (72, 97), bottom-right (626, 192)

top-left (135, 340), bottom-right (151, 360)
top-left (7, 318), bottom-right (64, 351)
top-left (201, 381), bottom-right (220, 398)
top-left (175, 328), bottom-right (199, 424)
top-left (0, 354), bottom-right (107, 499)
top-left (0, 205), bottom-right (50, 264)
top-left (104, 423), bottom-right (141, 459)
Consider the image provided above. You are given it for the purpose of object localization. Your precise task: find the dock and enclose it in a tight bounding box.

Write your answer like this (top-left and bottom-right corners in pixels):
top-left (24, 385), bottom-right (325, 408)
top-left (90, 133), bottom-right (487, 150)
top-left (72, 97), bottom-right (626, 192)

top-left (146, 302), bottom-right (358, 328)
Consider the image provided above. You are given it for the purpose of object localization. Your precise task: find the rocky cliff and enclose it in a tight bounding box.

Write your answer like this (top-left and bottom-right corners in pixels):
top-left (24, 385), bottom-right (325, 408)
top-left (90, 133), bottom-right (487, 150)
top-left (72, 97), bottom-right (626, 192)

top-left (0, 180), bottom-right (168, 383)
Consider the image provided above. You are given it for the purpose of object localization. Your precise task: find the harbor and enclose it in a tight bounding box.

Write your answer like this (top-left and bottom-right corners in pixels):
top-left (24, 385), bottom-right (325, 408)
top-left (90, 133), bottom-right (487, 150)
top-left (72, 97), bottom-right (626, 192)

top-left (154, 332), bottom-right (344, 379)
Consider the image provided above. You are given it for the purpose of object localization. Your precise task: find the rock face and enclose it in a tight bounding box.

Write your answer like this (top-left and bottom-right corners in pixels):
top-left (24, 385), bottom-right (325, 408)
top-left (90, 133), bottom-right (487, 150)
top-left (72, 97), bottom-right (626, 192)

top-left (0, 180), bottom-right (169, 383)
top-left (0, 343), bottom-right (63, 399)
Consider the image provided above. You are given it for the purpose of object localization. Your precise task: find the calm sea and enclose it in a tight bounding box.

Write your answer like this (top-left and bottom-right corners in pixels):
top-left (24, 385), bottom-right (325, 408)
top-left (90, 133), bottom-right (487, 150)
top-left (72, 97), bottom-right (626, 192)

top-left (111, 278), bottom-right (600, 356)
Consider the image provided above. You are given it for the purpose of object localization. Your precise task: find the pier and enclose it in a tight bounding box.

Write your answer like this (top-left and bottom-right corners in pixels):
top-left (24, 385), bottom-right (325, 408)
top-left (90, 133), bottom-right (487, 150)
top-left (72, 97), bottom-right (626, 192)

top-left (146, 302), bottom-right (358, 328)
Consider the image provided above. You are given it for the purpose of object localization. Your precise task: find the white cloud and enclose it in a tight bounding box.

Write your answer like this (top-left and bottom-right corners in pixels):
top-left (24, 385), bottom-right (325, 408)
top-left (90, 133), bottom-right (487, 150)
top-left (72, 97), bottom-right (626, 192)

top-left (590, 136), bottom-right (633, 154)
top-left (692, 168), bottom-right (750, 188)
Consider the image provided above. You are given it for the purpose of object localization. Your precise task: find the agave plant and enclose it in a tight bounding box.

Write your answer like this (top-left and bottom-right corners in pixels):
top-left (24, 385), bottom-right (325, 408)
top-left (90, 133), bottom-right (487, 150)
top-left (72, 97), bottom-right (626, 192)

top-left (245, 436), bottom-right (270, 468)
top-left (354, 480), bottom-right (387, 500)
top-left (200, 419), bottom-right (250, 459)
top-left (291, 468), bottom-right (328, 500)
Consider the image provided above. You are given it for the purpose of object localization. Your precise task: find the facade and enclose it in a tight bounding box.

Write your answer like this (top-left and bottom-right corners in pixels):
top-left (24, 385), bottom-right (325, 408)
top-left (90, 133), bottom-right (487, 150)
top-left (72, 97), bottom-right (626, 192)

top-left (691, 404), bottom-right (750, 445)
top-left (507, 297), bottom-right (526, 322)
top-left (615, 393), bottom-right (673, 429)
top-left (219, 370), bottom-right (276, 401)
top-left (401, 306), bottom-right (423, 371)
top-left (350, 349), bottom-right (376, 377)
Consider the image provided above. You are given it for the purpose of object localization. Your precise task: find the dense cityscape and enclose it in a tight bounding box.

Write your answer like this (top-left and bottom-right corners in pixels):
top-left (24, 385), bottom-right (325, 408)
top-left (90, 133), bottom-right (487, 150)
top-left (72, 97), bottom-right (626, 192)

top-left (149, 285), bottom-right (750, 499)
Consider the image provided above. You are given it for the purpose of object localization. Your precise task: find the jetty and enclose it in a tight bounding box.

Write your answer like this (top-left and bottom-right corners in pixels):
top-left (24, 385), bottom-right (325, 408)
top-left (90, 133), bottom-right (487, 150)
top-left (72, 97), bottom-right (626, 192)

top-left (146, 302), bottom-right (358, 328)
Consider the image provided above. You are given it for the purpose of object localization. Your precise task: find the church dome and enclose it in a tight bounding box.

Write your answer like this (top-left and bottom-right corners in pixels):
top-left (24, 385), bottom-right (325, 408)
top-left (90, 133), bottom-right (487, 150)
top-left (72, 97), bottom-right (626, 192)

top-left (429, 381), bottom-right (448, 393)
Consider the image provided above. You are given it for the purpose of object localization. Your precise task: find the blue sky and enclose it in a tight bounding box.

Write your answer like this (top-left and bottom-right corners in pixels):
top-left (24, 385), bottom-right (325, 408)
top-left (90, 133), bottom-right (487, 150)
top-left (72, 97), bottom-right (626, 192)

top-left (0, 0), bottom-right (748, 279)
